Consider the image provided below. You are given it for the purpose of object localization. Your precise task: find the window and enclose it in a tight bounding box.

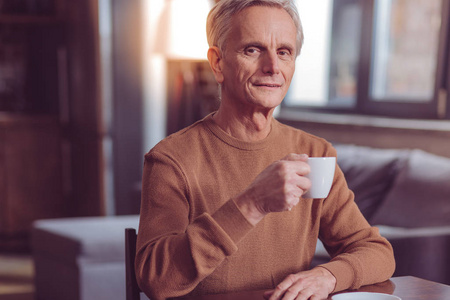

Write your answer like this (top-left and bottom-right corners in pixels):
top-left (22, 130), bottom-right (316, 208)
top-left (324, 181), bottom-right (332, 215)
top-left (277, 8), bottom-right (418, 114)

top-left (371, 0), bottom-right (440, 101)
top-left (284, 0), bottom-right (450, 119)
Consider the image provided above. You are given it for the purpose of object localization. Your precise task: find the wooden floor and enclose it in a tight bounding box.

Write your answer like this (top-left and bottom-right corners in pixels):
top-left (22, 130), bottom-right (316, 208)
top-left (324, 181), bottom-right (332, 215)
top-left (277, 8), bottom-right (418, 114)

top-left (0, 253), bottom-right (34, 300)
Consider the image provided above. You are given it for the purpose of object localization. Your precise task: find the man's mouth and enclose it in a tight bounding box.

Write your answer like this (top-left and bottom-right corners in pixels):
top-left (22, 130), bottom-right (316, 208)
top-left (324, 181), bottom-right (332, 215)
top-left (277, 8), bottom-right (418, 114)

top-left (254, 83), bottom-right (282, 88)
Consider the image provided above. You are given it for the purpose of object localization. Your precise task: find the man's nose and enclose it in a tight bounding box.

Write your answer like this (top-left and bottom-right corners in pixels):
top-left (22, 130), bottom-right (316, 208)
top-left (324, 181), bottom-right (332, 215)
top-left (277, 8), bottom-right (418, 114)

top-left (262, 51), bottom-right (280, 75)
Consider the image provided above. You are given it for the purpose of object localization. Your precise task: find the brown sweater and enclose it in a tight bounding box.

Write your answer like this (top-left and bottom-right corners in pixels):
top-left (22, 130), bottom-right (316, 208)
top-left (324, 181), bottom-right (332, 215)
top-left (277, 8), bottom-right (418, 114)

top-left (136, 114), bottom-right (395, 299)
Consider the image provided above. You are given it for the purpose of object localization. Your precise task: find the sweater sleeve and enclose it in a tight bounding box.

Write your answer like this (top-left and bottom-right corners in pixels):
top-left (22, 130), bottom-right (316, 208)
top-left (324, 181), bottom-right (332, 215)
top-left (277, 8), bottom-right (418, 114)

top-left (135, 151), bottom-right (254, 300)
top-left (317, 148), bottom-right (396, 292)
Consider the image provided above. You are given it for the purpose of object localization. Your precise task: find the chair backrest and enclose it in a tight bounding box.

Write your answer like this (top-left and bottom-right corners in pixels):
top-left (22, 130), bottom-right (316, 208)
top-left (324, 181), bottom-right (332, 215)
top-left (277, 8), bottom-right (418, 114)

top-left (125, 228), bottom-right (142, 300)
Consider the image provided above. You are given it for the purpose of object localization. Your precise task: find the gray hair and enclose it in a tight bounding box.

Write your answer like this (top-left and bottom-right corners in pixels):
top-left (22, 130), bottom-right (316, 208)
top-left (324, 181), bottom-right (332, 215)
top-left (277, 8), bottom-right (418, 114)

top-left (206, 0), bottom-right (304, 57)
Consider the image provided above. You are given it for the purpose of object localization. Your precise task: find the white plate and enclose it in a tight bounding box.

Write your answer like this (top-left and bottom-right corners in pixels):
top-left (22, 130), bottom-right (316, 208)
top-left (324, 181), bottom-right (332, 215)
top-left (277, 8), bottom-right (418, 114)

top-left (331, 292), bottom-right (401, 300)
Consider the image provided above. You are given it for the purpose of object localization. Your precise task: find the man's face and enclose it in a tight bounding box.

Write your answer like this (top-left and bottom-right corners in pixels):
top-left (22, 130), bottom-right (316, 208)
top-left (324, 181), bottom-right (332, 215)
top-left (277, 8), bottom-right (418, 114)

top-left (217, 6), bottom-right (297, 111)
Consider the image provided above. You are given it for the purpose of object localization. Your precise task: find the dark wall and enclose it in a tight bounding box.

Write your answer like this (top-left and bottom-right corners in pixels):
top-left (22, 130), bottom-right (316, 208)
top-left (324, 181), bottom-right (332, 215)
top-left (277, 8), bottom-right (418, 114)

top-left (66, 0), bottom-right (105, 216)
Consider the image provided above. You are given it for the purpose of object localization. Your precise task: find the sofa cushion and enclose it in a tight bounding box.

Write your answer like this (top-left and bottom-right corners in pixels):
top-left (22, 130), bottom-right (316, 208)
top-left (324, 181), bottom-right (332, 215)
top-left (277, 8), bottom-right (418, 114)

top-left (334, 144), bottom-right (409, 222)
top-left (32, 215), bottom-right (140, 263)
top-left (371, 150), bottom-right (450, 227)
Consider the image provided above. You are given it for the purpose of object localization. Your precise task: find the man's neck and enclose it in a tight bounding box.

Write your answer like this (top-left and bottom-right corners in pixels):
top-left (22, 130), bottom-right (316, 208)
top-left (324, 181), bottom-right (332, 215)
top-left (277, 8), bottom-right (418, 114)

top-left (212, 104), bottom-right (274, 142)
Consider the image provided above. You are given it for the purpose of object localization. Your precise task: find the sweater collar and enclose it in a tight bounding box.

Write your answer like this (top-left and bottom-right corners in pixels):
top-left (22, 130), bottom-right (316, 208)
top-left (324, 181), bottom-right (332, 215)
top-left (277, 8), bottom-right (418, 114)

top-left (204, 112), bottom-right (279, 151)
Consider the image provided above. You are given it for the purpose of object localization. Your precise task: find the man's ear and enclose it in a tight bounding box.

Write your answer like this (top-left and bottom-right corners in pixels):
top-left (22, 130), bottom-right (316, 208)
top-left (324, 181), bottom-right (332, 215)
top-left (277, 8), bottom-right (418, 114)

top-left (207, 46), bottom-right (224, 84)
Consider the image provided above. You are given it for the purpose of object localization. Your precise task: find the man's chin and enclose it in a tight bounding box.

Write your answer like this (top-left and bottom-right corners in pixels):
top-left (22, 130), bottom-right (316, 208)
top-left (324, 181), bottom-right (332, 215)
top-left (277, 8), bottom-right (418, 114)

top-left (249, 95), bottom-right (284, 110)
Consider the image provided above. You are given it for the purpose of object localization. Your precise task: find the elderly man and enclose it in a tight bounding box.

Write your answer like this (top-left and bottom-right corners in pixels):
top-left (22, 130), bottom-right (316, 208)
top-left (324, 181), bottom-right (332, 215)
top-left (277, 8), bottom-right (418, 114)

top-left (136, 0), bottom-right (395, 299)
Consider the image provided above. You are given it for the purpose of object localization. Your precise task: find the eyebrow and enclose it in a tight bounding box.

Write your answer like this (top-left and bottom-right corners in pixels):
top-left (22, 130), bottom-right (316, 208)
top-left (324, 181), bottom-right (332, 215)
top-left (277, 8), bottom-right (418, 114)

top-left (242, 41), bottom-right (295, 53)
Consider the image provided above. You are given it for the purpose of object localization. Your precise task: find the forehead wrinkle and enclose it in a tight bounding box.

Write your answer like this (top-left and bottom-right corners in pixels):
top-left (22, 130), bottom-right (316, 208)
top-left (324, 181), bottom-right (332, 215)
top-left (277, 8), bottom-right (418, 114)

top-left (230, 6), bottom-right (297, 52)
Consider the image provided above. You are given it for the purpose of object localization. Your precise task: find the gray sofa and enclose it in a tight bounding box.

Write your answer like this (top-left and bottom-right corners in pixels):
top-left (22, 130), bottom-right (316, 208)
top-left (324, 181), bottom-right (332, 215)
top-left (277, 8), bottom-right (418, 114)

top-left (312, 144), bottom-right (450, 286)
top-left (31, 144), bottom-right (450, 300)
top-left (32, 216), bottom-right (146, 300)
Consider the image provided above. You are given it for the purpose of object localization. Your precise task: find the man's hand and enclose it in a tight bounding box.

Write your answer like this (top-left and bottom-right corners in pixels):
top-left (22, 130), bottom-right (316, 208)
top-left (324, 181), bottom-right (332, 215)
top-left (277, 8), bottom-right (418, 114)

top-left (263, 267), bottom-right (336, 300)
top-left (234, 153), bottom-right (311, 225)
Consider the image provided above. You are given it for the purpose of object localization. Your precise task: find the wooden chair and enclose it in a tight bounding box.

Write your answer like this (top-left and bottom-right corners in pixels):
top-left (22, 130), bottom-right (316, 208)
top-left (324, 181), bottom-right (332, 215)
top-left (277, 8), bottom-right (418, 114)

top-left (125, 228), bottom-right (142, 300)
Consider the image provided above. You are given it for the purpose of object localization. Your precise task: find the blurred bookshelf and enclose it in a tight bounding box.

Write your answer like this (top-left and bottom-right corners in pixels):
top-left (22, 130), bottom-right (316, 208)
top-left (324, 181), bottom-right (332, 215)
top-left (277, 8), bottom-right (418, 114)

top-left (0, 0), bottom-right (67, 252)
top-left (0, 0), bottom-right (65, 114)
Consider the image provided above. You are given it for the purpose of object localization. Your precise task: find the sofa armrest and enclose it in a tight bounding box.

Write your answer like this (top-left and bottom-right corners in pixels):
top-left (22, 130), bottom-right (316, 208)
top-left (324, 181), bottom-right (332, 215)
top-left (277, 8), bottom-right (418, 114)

top-left (311, 225), bottom-right (450, 285)
top-left (377, 225), bottom-right (450, 285)
top-left (376, 225), bottom-right (450, 239)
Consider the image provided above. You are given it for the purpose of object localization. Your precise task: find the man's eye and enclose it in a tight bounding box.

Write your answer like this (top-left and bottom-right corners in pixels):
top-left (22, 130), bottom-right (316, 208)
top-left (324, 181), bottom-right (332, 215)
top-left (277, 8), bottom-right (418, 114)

top-left (278, 50), bottom-right (293, 60)
top-left (245, 48), bottom-right (259, 55)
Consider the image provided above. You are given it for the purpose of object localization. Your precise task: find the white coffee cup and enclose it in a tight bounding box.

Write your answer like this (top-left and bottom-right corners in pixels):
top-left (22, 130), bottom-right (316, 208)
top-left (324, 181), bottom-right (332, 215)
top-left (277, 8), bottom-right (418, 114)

top-left (303, 157), bottom-right (336, 199)
top-left (331, 292), bottom-right (401, 300)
